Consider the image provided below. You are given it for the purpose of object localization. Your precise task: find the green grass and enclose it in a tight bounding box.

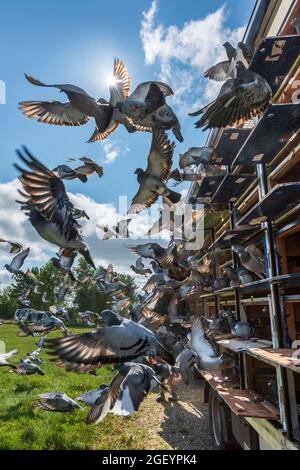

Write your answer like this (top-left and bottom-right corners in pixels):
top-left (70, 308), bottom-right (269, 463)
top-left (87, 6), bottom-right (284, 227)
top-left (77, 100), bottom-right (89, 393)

top-left (0, 324), bottom-right (169, 450)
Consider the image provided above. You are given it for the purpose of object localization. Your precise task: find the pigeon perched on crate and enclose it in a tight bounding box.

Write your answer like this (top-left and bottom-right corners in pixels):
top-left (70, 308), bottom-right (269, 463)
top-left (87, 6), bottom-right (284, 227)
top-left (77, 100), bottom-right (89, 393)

top-left (190, 62), bottom-right (272, 130)
top-left (15, 147), bottom-right (95, 269)
top-left (222, 266), bottom-right (240, 287)
top-left (232, 244), bottom-right (266, 279)
top-left (128, 131), bottom-right (180, 214)
top-left (222, 310), bottom-right (254, 340)
top-left (47, 309), bottom-right (175, 370)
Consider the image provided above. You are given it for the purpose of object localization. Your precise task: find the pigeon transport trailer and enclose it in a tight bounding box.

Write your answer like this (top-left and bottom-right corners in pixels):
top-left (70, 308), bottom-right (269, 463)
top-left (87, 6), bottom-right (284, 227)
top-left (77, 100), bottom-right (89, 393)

top-left (186, 23), bottom-right (300, 450)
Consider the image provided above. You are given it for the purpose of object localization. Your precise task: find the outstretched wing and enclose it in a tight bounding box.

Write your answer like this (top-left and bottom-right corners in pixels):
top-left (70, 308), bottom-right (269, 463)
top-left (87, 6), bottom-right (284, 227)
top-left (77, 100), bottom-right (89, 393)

top-left (19, 101), bottom-right (89, 126)
top-left (146, 130), bottom-right (175, 181)
top-left (109, 58), bottom-right (131, 105)
top-left (10, 248), bottom-right (30, 270)
top-left (15, 147), bottom-right (78, 241)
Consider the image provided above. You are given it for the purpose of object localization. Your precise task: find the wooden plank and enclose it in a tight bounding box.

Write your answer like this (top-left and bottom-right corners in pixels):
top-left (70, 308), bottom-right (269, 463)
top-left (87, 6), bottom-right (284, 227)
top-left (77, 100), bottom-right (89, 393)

top-left (248, 348), bottom-right (300, 373)
top-left (202, 371), bottom-right (279, 420)
top-left (245, 418), bottom-right (300, 450)
top-left (217, 338), bottom-right (269, 353)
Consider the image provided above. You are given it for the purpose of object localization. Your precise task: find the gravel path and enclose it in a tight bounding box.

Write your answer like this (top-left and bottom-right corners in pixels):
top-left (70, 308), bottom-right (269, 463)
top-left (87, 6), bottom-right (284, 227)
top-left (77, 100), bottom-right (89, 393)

top-left (134, 379), bottom-right (216, 450)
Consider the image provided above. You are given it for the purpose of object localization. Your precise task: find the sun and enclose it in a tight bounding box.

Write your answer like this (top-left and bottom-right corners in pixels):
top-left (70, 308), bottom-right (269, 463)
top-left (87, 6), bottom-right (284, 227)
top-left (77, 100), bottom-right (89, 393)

top-left (107, 75), bottom-right (118, 87)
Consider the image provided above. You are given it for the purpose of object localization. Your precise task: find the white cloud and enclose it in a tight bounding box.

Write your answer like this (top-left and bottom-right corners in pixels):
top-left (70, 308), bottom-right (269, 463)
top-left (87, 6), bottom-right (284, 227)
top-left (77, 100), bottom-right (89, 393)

top-left (140, 0), bottom-right (246, 114)
top-left (101, 139), bottom-right (129, 164)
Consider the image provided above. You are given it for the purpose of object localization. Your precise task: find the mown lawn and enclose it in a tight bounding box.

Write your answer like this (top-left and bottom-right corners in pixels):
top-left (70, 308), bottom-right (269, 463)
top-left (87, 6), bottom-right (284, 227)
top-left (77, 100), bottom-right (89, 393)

top-left (0, 324), bottom-right (169, 450)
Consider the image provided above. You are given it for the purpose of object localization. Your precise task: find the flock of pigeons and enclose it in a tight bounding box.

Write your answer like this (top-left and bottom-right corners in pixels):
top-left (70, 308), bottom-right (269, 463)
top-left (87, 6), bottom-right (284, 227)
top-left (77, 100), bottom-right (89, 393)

top-left (0, 40), bottom-right (274, 423)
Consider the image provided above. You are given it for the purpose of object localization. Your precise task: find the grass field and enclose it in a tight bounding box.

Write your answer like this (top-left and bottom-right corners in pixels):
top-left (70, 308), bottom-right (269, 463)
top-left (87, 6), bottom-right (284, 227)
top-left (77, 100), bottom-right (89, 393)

top-left (0, 323), bottom-right (172, 450)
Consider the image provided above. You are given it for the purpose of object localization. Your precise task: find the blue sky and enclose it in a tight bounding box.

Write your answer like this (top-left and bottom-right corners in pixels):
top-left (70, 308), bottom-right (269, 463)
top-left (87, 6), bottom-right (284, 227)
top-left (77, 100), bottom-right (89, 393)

top-left (0, 0), bottom-right (256, 282)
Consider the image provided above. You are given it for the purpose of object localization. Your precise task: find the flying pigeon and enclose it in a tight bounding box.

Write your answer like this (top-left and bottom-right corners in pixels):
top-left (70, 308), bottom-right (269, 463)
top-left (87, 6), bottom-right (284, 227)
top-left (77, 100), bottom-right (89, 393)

top-left (0, 349), bottom-right (18, 368)
top-left (15, 147), bottom-right (95, 269)
top-left (128, 131), bottom-right (180, 214)
top-left (232, 243), bottom-right (266, 279)
top-left (179, 147), bottom-right (214, 169)
top-left (4, 248), bottom-right (30, 276)
top-left (86, 362), bottom-right (163, 424)
top-left (26, 347), bottom-right (42, 365)
top-left (0, 238), bottom-right (23, 254)
top-left (33, 392), bottom-right (84, 412)
top-left (15, 308), bottom-right (68, 337)
top-left (204, 41), bottom-right (254, 82)
top-left (19, 59), bottom-right (137, 142)
top-left (50, 249), bottom-right (78, 281)
top-left (189, 317), bottom-right (226, 371)
top-left (142, 273), bottom-right (169, 294)
top-left (47, 309), bottom-right (175, 371)
top-left (18, 288), bottom-right (32, 307)
top-left (96, 218), bottom-right (131, 240)
top-left (176, 348), bottom-right (199, 385)
top-left (190, 62), bottom-right (272, 130)
top-left (128, 242), bottom-right (176, 269)
top-left (12, 358), bottom-right (44, 375)
top-left (53, 157), bottom-right (104, 183)
top-left (130, 257), bottom-right (152, 276)
top-left (111, 297), bottom-right (130, 314)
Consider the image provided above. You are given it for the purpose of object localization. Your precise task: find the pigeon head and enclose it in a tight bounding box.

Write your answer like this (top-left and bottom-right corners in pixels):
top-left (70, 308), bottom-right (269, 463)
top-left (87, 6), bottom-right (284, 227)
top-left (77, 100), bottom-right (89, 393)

top-left (4, 264), bottom-right (9, 269)
top-left (232, 244), bottom-right (244, 255)
top-left (134, 168), bottom-right (144, 179)
top-left (99, 309), bottom-right (122, 326)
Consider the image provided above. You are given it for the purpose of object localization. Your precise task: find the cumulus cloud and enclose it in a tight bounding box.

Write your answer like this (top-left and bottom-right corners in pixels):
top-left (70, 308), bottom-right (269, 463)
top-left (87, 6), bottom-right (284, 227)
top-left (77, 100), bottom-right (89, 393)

top-left (140, 0), bottom-right (246, 114)
top-left (101, 139), bottom-right (130, 164)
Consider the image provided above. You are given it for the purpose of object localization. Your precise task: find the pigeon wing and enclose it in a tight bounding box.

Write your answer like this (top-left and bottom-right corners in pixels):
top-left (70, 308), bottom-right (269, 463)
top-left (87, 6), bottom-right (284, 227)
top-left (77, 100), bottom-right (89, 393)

top-left (47, 325), bottom-right (150, 370)
top-left (15, 147), bottom-right (77, 242)
top-left (10, 248), bottom-right (30, 270)
top-left (109, 58), bottom-right (131, 106)
top-left (204, 60), bottom-right (231, 81)
top-left (145, 130), bottom-right (175, 181)
top-left (19, 101), bottom-right (89, 126)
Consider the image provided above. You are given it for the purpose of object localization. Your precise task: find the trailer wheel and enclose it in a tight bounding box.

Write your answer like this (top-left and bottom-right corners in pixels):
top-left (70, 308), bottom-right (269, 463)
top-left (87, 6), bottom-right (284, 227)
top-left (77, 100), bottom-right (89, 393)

top-left (208, 388), bottom-right (238, 450)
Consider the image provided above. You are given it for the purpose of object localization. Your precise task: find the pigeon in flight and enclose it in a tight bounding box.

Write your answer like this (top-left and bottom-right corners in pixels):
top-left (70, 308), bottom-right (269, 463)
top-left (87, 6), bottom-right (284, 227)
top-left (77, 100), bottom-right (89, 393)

top-left (12, 358), bottom-right (44, 376)
top-left (33, 392), bottom-right (84, 412)
top-left (190, 62), bottom-right (272, 130)
top-left (0, 238), bottom-right (23, 254)
top-left (26, 347), bottom-right (43, 365)
top-left (128, 242), bottom-right (176, 269)
top-left (204, 41), bottom-right (253, 82)
top-left (96, 218), bottom-right (131, 240)
top-left (50, 249), bottom-right (78, 281)
top-left (4, 248), bottom-right (30, 276)
top-left (53, 157), bottom-right (103, 183)
top-left (19, 59), bottom-right (138, 142)
top-left (128, 131), bottom-right (180, 214)
top-left (86, 362), bottom-right (163, 424)
top-left (47, 309), bottom-right (175, 371)
top-left (232, 243), bottom-right (266, 279)
top-left (176, 348), bottom-right (199, 385)
top-left (130, 257), bottom-right (152, 276)
top-left (18, 288), bottom-right (32, 307)
top-left (0, 349), bottom-right (18, 369)
top-left (76, 384), bottom-right (109, 407)
top-left (179, 147), bottom-right (214, 169)
top-left (15, 147), bottom-right (95, 269)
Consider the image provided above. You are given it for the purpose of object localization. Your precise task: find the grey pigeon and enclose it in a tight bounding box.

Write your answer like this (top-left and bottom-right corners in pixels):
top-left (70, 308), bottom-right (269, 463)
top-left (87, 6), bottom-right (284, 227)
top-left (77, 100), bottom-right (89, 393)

top-left (18, 288), bottom-right (31, 307)
top-left (15, 147), bottom-right (95, 269)
top-left (0, 349), bottom-right (18, 368)
top-left (237, 268), bottom-right (254, 285)
top-left (222, 310), bottom-right (254, 340)
top-left (33, 392), bottom-right (84, 412)
top-left (176, 348), bottom-right (198, 385)
top-left (204, 41), bottom-right (253, 81)
top-left (50, 250), bottom-right (77, 281)
top-left (128, 242), bottom-right (176, 269)
top-left (130, 257), bottom-right (152, 276)
top-left (190, 317), bottom-right (225, 371)
top-left (190, 62), bottom-right (272, 130)
top-left (232, 244), bottom-right (266, 279)
top-left (127, 102), bottom-right (183, 142)
top-left (12, 358), bottom-right (44, 376)
top-left (86, 362), bottom-right (163, 424)
top-left (15, 308), bottom-right (68, 337)
top-left (47, 309), bottom-right (175, 371)
top-left (96, 218), bottom-right (131, 240)
top-left (26, 347), bottom-right (42, 365)
top-left (128, 130), bottom-right (180, 214)
top-left (4, 248), bottom-right (30, 276)
top-left (222, 266), bottom-right (240, 287)
top-left (56, 157), bottom-right (104, 181)
top-left (179, 147), bottom-right (214, 169)
top-left (142, 273), bottom-right (168, 294)
top-left (19, 59), bottom-right (135, 142)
